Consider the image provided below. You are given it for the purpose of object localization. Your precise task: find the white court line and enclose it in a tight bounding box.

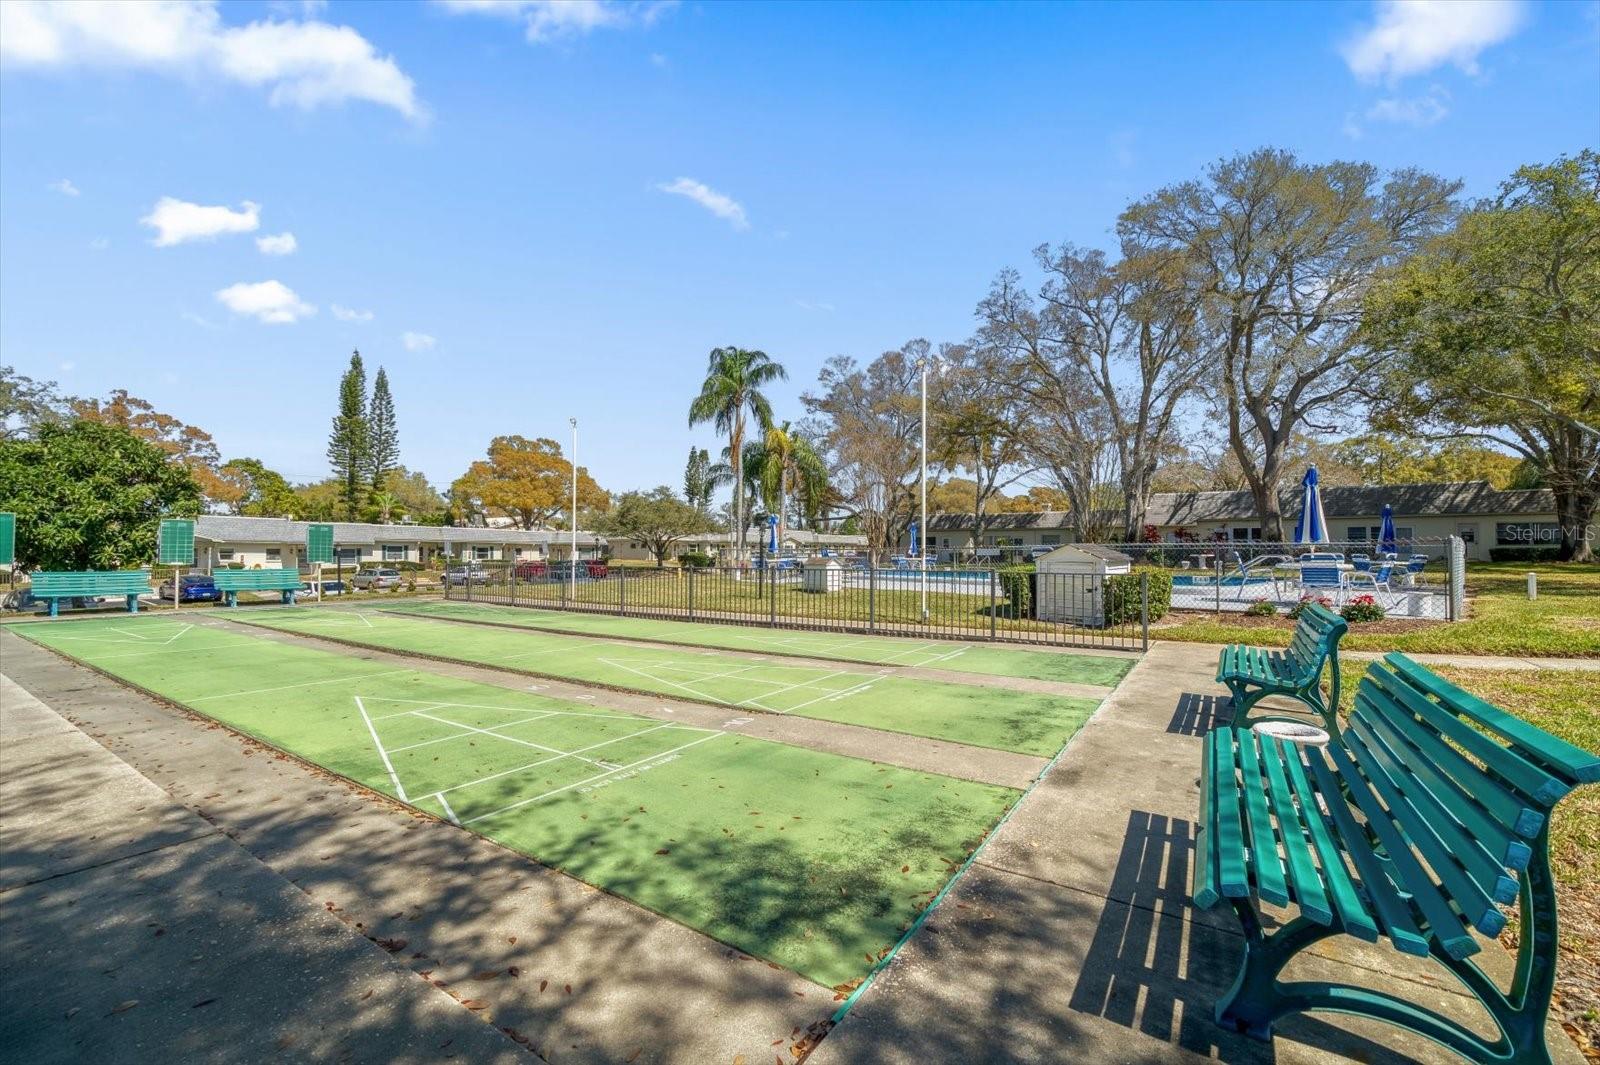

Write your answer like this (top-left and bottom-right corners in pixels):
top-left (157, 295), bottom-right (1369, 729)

top-left (187, 668), bottom-right (410, 702)
top-left (106, 626), bottom-right (151, 641)
top-left (779, 679), bottom-right (877, 714)
top-left (596, 657), bottom-right (766, 704)
top-left (464, 732), bottom-right (725, 825)
top-left (436, 723), bottom-right (683, 797)
top-left (49, 642), bottom-right (242, 660)
top-left (355, 696), bottom-right (408, 802)
top-left (435, 792), bottom-right (461, 825)
top-left (388, 710), bottom-right (558, 752)
top-left (731, 669), bottom-right (861, 710)
top-left (159, 623), bottom-right (195, 645)
top-left (366, 697), bottom-right (623, 722)
top-left (409, 711), bottom-right (579, 759)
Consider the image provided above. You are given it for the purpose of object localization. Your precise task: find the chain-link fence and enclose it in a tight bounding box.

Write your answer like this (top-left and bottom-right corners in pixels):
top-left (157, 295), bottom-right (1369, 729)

top-left (443, 558), bottom-right (1150, 650)
top-left (1103, 538), bottom-right (1460, 621)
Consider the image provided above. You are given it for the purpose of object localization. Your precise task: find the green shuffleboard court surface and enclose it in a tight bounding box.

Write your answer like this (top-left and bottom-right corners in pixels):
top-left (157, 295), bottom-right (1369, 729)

top-left (14, 617), bottom-right (1019, 989)
top-left (234, 608), bottom-right (1104, 757)
top-left (388, 599), bottom-right (1135, 687)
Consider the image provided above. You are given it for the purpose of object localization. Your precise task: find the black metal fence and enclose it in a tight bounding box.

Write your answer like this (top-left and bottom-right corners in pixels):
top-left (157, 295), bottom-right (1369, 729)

top-left (443, 561), bottom-right (1149, 650)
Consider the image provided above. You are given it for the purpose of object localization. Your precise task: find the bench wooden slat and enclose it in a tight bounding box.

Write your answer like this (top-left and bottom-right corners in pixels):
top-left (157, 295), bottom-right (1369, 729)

top-left (1344, 727), bottom-right (1511, 936)
top-left (1323, 739), bottom-right (1483, 960)
top-left (1386, 653), bottom-right (1600, 787)
top-left (1349, 709), bottom-right (1521, 905)
top-left (1353, 695), bottom-right (1533, 871)
top-left (212, 570), bottom-right (302, 591)
top-left (31, 571), bottom-right (150, 595)
top-left (1279, 742), bottom-right (1381, 943)
top-left (1304, 746), bottom-right (1432, 956)
top-left (1258, 735), bottom-right (1332, 925)
top-left (1212, 732), bottom-right (1250, 898)
top-left (1235, 731), bottom-right (1290, 907)
top-left (1192, 730), bottom-right (1225, 910)
top-left (1363, 669), bottom-right (1559, 828)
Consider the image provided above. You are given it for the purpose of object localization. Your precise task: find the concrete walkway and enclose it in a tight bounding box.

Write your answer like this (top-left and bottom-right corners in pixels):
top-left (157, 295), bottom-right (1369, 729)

top-left (0, 674), bottom-right (528, 1065)
top-left (810, 642), bottom-right (1587, 1065)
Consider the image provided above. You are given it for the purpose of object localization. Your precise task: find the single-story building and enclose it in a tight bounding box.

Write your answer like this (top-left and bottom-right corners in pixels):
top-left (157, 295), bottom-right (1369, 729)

top-left (607, 526), bottom-right (869, 563)
top-left (898, 481), bottom-right (1559, 562)
top-left (192, 515), bottom-right (607, 571)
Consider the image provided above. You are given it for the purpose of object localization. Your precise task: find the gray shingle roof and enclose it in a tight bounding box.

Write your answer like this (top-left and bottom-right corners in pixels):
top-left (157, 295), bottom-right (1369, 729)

top-left (1145, 481), bottom-right (1556, 526)
top-left (195, 515), bottom-right (606, 547)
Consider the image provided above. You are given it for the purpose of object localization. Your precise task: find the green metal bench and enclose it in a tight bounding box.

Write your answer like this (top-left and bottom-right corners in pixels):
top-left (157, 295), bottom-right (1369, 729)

top-left (1216, 602), bottom-right (1346, 731)
top-left (1194, 652), bottom-right (1599, 1063)
top-left (211, 568), bottom-right (302, 607)
top-left (29, 570), bottom-right (151, 617)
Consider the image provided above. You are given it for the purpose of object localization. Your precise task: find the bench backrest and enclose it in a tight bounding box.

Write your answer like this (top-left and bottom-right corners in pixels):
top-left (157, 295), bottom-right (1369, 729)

top-left (30, 570), bottom-right (151, 596)
top-left (212, 569), bottom-right (302, 591)
top-left (1333, 653), bottom-right (1600, 956)
top-left (1283, 602), bottom-right (1345, 683)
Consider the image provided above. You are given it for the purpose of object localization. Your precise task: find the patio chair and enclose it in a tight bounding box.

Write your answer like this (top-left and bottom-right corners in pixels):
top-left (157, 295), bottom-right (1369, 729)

top-left (1298, 562), bottom-right (1345, 602)
top-left (1343, 561), bottom-right (1395, 602)
top-left (1350, 552), bottom-right (1371, 572)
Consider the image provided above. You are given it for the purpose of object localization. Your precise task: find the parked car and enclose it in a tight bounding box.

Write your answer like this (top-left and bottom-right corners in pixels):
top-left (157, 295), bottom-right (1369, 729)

top-left (550, 559), bottom-right (608, 579)
top-left (444, 565), bottom-right (491, 586)
top-left (156, 574), bottom-right (222, 603)
top-left (352, 568), bottom-right (403, 590)
top-left (514, 560), bottom-right (549, 582)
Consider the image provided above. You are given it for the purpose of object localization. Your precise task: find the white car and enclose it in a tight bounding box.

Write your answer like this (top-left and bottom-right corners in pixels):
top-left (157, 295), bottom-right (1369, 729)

top-left (352, 568), bottom-right (403, 590)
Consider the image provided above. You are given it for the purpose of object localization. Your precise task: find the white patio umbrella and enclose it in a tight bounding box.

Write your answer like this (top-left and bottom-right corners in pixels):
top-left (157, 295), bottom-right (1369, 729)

top-left (1293, 465), bottom-right (1330, 546)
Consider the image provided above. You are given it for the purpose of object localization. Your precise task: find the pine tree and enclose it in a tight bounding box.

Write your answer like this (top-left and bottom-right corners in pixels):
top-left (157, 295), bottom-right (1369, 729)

top-left (684, 446), bottom-right (707, 512)
top-left (366, 366), bottom-right (399, 493)
top-left (327, 350), bottom-right (369, 519)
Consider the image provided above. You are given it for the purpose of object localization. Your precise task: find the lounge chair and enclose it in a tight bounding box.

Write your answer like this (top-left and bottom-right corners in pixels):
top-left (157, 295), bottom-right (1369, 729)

top-left (1297, 562), bottom-right (1345, 602)
top-left (1343, 561), bottom-right (1395, 602)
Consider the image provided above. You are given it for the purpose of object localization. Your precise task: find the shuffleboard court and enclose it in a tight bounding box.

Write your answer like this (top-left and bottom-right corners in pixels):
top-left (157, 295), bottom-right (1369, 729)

top-left (385, 599), bottom-right (1135, 687)
top-left (233, 608), bottom-right (1104, 757)
top-left (13, 617), bottom-right (1019, 989)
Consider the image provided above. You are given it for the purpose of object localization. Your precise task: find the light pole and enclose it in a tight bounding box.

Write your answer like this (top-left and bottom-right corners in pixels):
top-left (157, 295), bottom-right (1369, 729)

top-left (569, 417), bottom-right (578, 598)
top-left (917, 355), bottom-right (930, 622)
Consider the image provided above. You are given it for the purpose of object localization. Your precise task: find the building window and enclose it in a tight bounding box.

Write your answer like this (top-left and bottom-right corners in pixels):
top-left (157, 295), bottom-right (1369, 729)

top-left (473, 546), bottom-right (493, 560)
top-left (1041, 534), bottom-right (1061, 545)
top-left (994, 536), bottom-right (1023, 547)
top-left (217, 548), bottom-right (235, 562)
top-left (336, 547), bottom-right (359, 563)
top-left (1496, 522), bottom-right (1561, 546)
top-left (1457, 523), bottom-right (1477, 544)
top-left (383, 544), bottom-right (406, 562)
top-left (1350, 525), bottom-right (1413, 544)
top-left (265, 548), bottom-right (281, 563)
top-left (1231, 527), bottom-right (1261, 542)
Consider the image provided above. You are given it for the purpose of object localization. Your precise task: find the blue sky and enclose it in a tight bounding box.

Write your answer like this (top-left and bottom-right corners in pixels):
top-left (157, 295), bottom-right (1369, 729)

top-left (2, 0), bottom-right (1596, 494)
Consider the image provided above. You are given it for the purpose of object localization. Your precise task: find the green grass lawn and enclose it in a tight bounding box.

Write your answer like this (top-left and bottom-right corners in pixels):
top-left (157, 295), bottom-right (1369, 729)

top-left (231, 608), bottom-right (1105, 757)
top-left (13, 616), bottom-right (1020, 989)
top-left (1158, 562), bottom-right (1600, 658)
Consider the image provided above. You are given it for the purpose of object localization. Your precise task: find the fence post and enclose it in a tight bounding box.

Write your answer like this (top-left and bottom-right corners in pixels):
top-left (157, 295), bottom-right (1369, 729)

top-left (989, 568), bottom-right (997, 641)
top-left (868, 563), bottom-right (877, 634)
top-left (1141, 571), bottom-right (1150, 651)
top-left (618, 565), bottom-right (626, 616)
top-left (1448, 535), bottom-right (1466, 621)
top-left (769, 564), bottom-right (777, 628)
top-left (559, 562), bottom-right (567, 610)
top-left (688, 567), bottom-right (696, 622)
top-left (1214, 555), bottom-right (1222, 617)
top-left (510, 558), bottom-right (518, 607)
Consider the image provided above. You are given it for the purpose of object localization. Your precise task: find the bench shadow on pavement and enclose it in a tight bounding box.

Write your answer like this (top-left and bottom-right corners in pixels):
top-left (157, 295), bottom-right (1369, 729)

top-left (1167, 692), bottom-right (1233, 736)
top-left (1068, 808), bottom-right (1425, 1064)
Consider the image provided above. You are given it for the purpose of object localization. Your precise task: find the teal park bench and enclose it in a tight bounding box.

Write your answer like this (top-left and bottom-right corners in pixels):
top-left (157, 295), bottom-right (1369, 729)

top-left (211, 568), bottom-right (303, 607)
top-left (29, 571), bottom-right (152, 617)
top-left (1195, 652), bottom-right (1599, 1063)
top-left (1216, 602), bottom-right (1346, 732)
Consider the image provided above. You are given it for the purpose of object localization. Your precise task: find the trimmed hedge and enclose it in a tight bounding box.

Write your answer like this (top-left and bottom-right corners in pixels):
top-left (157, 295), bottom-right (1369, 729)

top-left (677, 552), bottom-right (716, 568)
top-left (999, 563), bottom-right (1035, 618)
top-left (1105, 568), bottom-right (1171, 626)
top-left (1488, 546), bottom-right (1562, 563)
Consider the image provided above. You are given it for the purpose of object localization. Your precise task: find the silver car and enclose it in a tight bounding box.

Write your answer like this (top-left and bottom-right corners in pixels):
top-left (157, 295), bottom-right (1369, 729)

top-left (352, 568), bottom-right (403, 590)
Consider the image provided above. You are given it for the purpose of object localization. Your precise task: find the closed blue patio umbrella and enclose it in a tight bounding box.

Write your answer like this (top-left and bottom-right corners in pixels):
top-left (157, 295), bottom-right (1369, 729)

top-left (1293, 466), bottom-right (1330, 546)
top-left (1379, 504), bottom-right (1398, 557)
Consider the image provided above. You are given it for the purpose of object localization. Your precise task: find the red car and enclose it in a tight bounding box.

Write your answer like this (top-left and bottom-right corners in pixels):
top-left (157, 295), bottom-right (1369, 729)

top-left (513, 560), bottom-right (549, 581)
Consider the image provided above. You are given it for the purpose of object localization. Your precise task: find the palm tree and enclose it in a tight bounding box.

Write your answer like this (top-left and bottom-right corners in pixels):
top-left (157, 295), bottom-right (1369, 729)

top-left (756, 421), bottom-right (828, 548)
top-left (688, 347), bottom-right (786, 562)
top-left (370, 490), bottom-right (401, 523)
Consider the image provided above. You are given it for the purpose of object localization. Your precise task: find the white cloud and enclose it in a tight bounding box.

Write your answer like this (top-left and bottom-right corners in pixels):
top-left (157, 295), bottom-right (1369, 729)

top-left (215, 279), bottom-right (315, 324)
top-left (793, 299), bottom-right (835, 313)
top-left (1366, 86), bottom-right (1451, 125)
top-left (0, 0), bottom-right (423, 121)
top-left (401, 331), bottom-right (436, 351)
top-left (58, 360), bottom-right (76, 373)
top-left (649, 51), bottom-right (667, 68)
top-left (49, 177), bottom-right (80, 196)
top-left (332, 303), bottom-right (374, 322)
top-left (89, 237), bottom-right (110, 250)
top-left (181, 310), bottom-right (219, 328)
top-left (655, 177), bottom-right (749, 230)
top-left (1342, 0), bottom-right (1525, 82)
top-left (141, 196), bottom-right (260, 246)
top-left (436, 0), bottom-right (675, 43)
top-left (256, 231), bottom-right (298, 255)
